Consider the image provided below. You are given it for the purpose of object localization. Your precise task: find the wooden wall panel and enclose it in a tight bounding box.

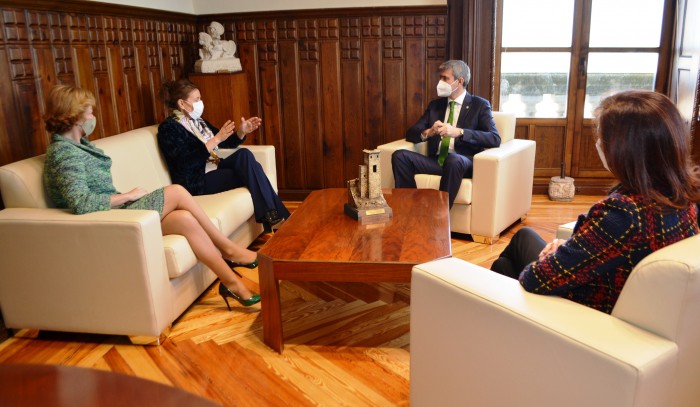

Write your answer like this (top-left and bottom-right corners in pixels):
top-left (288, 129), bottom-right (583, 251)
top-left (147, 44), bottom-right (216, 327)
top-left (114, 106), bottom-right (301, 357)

top-left (405, 20), bottom-right (426, 135)
top-left (31, 46), bottom-right (57, 149)
top-left (382, 16), bottom-right (404, 145)
top-left (235, 20), bottom-right (262, 142)
top-left (13, 81), bottom-right (41, 157)
top-left (531, 124), bottom-right (566, 178)
top-left (134, 46), bottom-right (155, 125)
top-left (571, 123), bottom-right (608, 178)
top-left (277, 41), bottom-right (303, 189)
top-left (319, 40), bottom-right (343, 187)
top-left (0, 46), bottom-right (13, 166)
top-left (298, 19), bottom-right (323, 189)
top-left (362, 25), bottom-right (383, 155)
top-left (339, 17), bottom-right (364, 183)
top-left (300, 59), bottom-right (323, 189)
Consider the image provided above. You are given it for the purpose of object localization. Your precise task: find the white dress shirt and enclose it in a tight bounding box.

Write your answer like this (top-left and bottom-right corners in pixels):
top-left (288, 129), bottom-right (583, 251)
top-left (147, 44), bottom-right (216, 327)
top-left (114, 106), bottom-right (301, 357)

top-left (442, 91), bottom-right (467, 154)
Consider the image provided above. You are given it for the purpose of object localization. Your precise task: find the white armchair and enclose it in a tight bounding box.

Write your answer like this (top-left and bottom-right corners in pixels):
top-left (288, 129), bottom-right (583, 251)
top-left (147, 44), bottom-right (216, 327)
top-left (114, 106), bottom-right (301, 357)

top-left (377, 112), bottom-right (536, 243)
top-left (410, 234), bottom-right (700, 407)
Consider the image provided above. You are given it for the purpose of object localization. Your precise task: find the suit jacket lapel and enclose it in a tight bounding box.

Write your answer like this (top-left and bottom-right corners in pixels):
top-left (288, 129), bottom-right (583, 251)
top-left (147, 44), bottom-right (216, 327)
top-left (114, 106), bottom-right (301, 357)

top-left (456, 92), bottom-right (473, 128)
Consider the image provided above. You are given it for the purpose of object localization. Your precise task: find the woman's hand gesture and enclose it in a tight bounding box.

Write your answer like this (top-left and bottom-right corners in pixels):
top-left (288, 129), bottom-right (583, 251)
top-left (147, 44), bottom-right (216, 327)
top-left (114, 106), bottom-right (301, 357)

top-left (215, 120), bottom-right (236, 142)
top-left (237, 116), bottom-right (262, 136)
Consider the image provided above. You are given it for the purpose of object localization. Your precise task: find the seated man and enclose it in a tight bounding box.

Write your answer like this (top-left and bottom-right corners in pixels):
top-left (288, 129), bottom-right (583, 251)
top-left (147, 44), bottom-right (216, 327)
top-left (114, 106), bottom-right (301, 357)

top-left (391, 59), bottom-right (500, 208)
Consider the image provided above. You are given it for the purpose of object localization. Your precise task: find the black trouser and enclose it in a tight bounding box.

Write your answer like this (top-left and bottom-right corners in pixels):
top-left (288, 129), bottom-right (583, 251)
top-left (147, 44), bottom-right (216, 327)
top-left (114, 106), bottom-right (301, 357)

top-left (490, 227), bottom-right (546, 279)
top-left (204, 148), bottom-right (290, 222)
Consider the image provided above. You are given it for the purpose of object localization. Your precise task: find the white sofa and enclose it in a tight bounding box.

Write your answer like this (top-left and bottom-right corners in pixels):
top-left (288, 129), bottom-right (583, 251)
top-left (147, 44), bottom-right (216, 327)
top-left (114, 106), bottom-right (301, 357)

top-left (0, 125), bottom-right (277, 340)
top-left (410, 234), bottom-right (700, 407)
top-left (377, 111), bottom-right (536, 244)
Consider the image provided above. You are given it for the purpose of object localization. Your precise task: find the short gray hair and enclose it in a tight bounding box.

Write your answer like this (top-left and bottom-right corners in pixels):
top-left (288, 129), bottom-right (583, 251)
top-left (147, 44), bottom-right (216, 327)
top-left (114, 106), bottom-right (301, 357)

top-left (439, 60), bottom-right (470, 84)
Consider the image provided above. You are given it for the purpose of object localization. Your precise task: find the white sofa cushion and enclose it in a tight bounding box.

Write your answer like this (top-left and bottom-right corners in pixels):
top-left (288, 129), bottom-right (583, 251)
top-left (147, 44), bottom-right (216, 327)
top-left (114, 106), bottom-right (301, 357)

top-left (193, 189), bottom-right (254, 237)
top-left (93, 126), bottom-right (172, 193)
top-left (415, 175), bottom-right (473, 204)
top-left (162, 235), bottom-right (198, 279)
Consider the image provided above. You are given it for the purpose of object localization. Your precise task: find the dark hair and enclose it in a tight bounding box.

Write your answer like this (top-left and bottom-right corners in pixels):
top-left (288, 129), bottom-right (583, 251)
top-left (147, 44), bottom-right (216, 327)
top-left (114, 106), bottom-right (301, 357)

top-left (160, 79), bottom-right (199, 110)
top-left (594, 90), bottom-right (700, 208)
top-left (44, 85), bottom-right (96, 134)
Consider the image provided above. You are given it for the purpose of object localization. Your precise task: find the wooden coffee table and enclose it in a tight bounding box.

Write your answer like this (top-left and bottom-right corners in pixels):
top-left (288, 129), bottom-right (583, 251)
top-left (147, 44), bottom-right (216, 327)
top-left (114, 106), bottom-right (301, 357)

top-left (0, 364), bottom-right (218, 406)
top-left (258, 188), bottom-right (451, 352)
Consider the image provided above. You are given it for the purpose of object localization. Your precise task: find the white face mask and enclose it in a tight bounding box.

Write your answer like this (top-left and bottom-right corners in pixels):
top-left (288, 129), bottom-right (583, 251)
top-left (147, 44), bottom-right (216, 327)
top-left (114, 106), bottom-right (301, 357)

top-left (185, 100), bottom-right (204, 120)
top-left (81, 117), bottom-right (97, 137)
top-left (595, 139), bottom-right (609, 171)
top-left (436, 79), bottom-right (458, 97)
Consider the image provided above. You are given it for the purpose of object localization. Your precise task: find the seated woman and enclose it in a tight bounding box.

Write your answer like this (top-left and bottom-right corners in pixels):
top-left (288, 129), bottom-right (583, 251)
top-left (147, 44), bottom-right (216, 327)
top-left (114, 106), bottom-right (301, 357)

top-left (491, 90), bottom-right (700, 314)
top-left (42, 85), bottom-right (260, 310)
top-left (157, 79), bottom-right (289, 233)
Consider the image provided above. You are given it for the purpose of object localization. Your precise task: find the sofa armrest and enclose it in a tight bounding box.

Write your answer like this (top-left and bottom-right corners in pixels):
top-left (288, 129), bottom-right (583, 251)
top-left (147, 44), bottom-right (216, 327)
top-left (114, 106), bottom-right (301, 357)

top-left (0, 208), bottom-right (173, 337)
top-left (471, 138), bottom-right (536, 239)
top-left (218, 145), bottom-right (278, 191)
top-left (411, 258), bottom-right (676, 407)
top-left (376, 140), bottom-right (428, 189)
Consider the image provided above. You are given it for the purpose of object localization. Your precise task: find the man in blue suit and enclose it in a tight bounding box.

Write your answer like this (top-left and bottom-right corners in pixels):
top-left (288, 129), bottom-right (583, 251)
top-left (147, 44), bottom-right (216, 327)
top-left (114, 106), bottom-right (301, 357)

top-left (392, 60), bottom-right (500, 208)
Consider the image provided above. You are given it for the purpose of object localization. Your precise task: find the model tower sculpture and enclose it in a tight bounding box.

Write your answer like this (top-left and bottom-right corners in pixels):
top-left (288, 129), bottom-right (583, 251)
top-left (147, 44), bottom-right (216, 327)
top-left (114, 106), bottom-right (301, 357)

top-left (344, 149), bottom-right (393, 224)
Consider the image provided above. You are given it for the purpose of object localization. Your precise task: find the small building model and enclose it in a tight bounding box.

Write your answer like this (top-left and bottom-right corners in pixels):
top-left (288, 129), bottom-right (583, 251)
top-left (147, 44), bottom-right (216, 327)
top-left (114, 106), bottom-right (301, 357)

top-left (344, 149), bottom-right (393, 224)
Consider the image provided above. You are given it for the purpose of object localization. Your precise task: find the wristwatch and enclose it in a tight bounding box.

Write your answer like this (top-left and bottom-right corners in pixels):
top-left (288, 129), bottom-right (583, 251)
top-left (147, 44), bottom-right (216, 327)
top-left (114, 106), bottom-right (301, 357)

top-left (459, 128), bottom-right (464, 136)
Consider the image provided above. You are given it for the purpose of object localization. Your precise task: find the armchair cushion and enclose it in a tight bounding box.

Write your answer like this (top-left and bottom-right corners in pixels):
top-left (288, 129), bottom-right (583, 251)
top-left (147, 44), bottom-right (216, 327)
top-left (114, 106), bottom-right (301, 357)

top-left (415, 174), bottom-right (472, 204)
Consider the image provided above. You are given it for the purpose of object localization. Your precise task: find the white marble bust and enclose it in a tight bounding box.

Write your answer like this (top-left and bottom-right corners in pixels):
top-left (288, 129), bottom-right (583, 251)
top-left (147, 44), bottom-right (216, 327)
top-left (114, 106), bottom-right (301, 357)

top-left (195, 21), bottom-right (242, 73)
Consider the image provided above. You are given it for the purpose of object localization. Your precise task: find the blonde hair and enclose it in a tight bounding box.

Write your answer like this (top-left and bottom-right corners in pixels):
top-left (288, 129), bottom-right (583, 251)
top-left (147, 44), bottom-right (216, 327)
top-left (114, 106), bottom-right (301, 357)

top-left (44, 85), bottom-right (96, 134)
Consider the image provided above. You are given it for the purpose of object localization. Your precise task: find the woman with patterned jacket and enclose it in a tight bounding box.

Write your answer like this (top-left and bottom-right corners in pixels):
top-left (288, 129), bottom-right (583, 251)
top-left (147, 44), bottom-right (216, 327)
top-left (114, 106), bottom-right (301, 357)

top-left (157, 79), bottom-right (289, 233)
top-left (43, 85), bottom-right (261, 309)
top-left (490, 90), bottom-right (700, 314)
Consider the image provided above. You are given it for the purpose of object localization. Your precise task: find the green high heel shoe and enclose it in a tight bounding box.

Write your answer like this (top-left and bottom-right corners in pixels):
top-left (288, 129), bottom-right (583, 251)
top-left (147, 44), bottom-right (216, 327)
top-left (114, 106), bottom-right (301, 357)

top-left (218, 282), bottom-right (261, 310)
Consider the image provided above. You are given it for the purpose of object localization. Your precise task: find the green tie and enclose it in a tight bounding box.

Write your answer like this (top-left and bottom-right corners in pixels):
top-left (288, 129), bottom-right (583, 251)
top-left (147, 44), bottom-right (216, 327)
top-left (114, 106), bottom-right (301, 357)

top-left (437, 100), bottom-right (456, 166)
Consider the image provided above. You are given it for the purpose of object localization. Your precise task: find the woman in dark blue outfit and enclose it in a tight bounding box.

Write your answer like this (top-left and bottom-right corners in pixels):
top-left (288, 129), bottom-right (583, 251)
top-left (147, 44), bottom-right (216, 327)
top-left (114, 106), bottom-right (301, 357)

top-left (158, 79), bottom-right (289, 232)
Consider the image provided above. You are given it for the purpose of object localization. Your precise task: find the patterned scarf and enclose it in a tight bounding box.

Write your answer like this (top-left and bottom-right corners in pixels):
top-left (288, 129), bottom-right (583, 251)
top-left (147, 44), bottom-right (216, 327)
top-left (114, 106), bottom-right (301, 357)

top-left (172, 110), bottom-right (216, 147)
top-left (171, 110), bottom-right (221, 168)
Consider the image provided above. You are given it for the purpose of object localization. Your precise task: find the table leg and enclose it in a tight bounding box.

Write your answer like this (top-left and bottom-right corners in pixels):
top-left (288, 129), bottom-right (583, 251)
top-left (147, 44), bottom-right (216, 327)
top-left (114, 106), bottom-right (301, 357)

top-left (258, 256), bottom-right (284, 352)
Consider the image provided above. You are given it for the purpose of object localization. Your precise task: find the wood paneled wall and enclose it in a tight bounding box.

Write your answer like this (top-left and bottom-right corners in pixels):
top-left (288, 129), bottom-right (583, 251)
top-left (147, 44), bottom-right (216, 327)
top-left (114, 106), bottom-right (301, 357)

top-left (0, 0), bottom-right (197, 169)
top-left (210, 7), bottom-right (447, 198)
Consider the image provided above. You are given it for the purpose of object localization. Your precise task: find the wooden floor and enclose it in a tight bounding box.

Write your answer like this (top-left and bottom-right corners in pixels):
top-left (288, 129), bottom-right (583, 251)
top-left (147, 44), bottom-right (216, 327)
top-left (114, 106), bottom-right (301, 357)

top-left (0, 194), bottom-right (601, 407)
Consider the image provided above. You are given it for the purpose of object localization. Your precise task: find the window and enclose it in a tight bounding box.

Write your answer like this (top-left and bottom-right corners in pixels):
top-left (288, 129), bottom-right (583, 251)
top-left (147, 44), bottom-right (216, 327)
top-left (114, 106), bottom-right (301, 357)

top-left (498, 0), bottom-right (665, 119)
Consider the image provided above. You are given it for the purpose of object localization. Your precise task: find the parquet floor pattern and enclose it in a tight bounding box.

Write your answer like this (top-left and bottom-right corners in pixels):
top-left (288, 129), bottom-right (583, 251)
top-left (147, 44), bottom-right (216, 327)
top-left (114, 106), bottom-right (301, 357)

top-left (0, 194), bottom-right (601, 406)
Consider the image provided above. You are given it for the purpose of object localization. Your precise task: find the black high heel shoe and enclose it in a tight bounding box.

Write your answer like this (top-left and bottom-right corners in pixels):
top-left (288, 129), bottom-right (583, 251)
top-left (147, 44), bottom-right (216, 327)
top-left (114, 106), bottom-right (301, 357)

top-left (262, 209), bottom-right (285, 233)
top-left (224, 258), bottom-right (258, 270)
top-left (218, 282), bottom-right (261, 310)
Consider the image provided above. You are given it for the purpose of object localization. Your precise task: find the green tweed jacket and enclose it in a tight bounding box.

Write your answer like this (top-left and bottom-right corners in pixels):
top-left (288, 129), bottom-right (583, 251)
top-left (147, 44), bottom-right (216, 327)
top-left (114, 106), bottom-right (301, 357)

top-left (44, 134), bottom-right (116, 214)
top-left (43, 134), bottom-right (164, 215)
